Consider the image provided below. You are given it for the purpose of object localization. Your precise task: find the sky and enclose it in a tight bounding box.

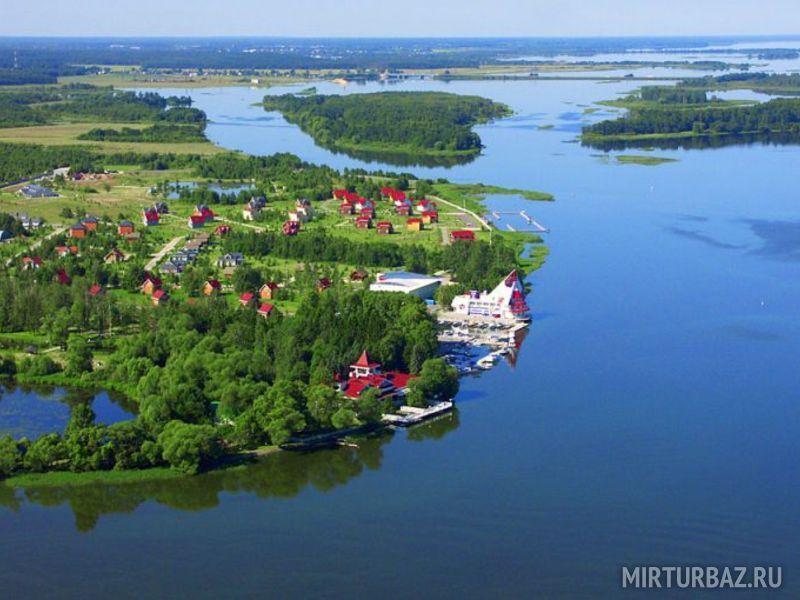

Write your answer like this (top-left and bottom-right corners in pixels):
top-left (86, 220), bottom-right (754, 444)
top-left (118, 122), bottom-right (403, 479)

top-left (1, 0), bottom-right (799, 37)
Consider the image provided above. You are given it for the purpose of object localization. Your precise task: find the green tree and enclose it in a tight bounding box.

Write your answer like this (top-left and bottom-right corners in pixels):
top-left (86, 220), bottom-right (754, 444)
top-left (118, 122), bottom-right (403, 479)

top-left (406, 358), bottom-right (459, 407)
top-left (157, 420), bottom-right (221, 475)
top-left (0, 435), bottom-right (23, 477)
top-left (306, 384), bottom-right (340, 429)
top-left (65, 334), bottom-right (93, 376)
top-left (23, 433), bottom-right (67, 472)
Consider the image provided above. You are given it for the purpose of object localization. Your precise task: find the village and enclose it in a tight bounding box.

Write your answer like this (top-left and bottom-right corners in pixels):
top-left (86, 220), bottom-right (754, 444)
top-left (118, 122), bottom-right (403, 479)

top-left (0, 166), bottom-right (541, 428)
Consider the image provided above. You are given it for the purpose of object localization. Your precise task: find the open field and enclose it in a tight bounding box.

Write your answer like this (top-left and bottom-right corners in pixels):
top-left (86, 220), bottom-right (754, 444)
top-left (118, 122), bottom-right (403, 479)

top-left (616, 154), bottom-right (678, 166)
top-left (0, 123), bottom-right (223, 154)
top-left (59, 72), bottom-right (312, 89)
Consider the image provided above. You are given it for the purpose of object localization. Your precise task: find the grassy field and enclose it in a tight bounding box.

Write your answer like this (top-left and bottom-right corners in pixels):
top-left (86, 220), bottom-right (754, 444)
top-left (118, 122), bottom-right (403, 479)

top-left (3, 467), bottom-right (183, 489)
top-left (0, 122), bottom-right (223, 154)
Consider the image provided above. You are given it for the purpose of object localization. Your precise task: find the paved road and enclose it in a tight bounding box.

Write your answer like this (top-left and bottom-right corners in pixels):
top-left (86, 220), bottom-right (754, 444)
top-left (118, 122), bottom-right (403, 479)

top-left (145, 236), bottom-right (182, 272)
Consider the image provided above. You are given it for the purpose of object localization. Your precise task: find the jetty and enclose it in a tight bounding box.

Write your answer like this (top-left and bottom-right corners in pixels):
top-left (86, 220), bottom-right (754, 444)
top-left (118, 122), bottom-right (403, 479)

top-left (490, 210), bottom-right (549, 233)
top-left (382, 401), bottom-right (454, 427)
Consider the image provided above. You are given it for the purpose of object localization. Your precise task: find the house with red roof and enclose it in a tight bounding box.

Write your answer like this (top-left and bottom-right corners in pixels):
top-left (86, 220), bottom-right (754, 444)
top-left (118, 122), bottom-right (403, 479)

top-left (395, 204), bottom-right (411, 216)
top-left (215, 224), bottom-right (232, 236)
top-left (340, 351), bottom-right (414, 401)
top-left (259, 282), bottom-right (279, 300)
top-left (89, 284), bottom-right (104, 297)
top-left (141, 274), bottom-right (162, 296)
top-left (333, 189), bottom-right (348, 200)
top-left (104, 248), bottom-right (126, 264)
top-left (203, 279), bottom-right (222, 296)
top-left (339, 202), bottom-right (354, 215)
top-left (316, 278), bottom-right (331, 292)
top-left (142, 209), bottom-right (160, 227)
top-left (282, 220), bottom-right (300, 236)
top-left (258, 303), bottom-right (275, 318)
top-left (376, 221), bottom-right (393, 235)
top-left (55, 245), bottom-right (78, 258)
top-left (21, 256), bottom-right (42, 270)
top-left (193, 205), bottom-right (215, 222)
top-left (151, 289), bottom-right (169, 306)
top-left (421, 210), bottom-right (439, 224)
top-left (239, 292), bottom-right (256, 308)
top-left (350, 269), bottom-right (369, 282)
top-left (355, 216), bottom-right (372, 229)
top-left (80, 216), bottom-right (99, 231)
top-left (450, 230), bottom-right (476, 242)
top-left (188, 215), bottom-right (205, 229)
top-left (406, 217), bottom-right (423, 232)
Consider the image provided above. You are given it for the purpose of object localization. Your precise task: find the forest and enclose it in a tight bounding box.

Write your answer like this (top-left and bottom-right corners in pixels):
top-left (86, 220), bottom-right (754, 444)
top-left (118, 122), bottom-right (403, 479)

top-left (78, 123), bottom-right (208, 143)
top-left (262, 91), bottom-right (511, 158)
top-left (583, 98), bottom-right (800, 144)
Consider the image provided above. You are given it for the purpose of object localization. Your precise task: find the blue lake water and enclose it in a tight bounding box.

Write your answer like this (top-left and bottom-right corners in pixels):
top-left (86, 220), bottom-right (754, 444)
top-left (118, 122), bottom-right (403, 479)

top-left (1, 73), bottom-right (799, 598)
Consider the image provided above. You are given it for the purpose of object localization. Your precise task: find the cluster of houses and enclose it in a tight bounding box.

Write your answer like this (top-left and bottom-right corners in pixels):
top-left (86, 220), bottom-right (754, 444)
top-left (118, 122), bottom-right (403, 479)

top-left (160, 231), bottom-right (212, 275)
top-left (11, 213), bottom-right (44, 231)
top-left (334, 187), bottom-right (440, 235)
top-left (237, 281), bottom-right (281, 319)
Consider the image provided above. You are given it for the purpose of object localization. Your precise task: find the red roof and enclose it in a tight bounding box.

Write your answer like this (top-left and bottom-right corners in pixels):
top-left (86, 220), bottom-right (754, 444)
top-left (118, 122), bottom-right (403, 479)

top-left (189, 215), bottom-right (205, 225)
top-left (89, 284), bottom-right (103, 297)
top-left (152, 289), bottom-right (168, 300)
top-left (215, 225), bottom-right (231, 235)
top-left (407, 217), bottom-right (422, 224)
top-left (206, 279), bottom-right (221, 290)
top-left (422, 210), bottom-right (439, 217)
top-left (258, 303), bottom-right (274, 315)
top-left (56, 268), bottom-right (71, 285)
top-left (353, 350), bottom-right (380, 369)
top-left (450, 230), bottom-right (476, 241)
top-left (143, 210), bottom-right (160, 222)
top-left (239, 292), bottom-right (254, 303)
top-left (143, 273), bottom-right (162, 288)
top-left (333, 189), bottom-right (348, 199)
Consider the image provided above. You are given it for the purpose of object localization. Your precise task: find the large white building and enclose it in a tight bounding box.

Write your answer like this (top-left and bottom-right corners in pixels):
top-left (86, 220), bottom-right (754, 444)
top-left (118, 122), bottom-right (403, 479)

top-left (450, 271), bottom-right (531, 321)
top-left (369, 271), bottom-right (443, 299)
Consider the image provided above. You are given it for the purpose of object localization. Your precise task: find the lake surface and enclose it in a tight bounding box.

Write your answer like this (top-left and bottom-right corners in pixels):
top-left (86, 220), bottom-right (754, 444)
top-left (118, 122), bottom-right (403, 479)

top-left (0, 385), bottom-right (134, 439)
top-left (2, 72), bottom-right (799, 598)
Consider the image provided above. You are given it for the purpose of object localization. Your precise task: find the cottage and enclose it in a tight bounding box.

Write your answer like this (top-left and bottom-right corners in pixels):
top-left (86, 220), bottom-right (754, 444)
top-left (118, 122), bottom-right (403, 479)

top-left (81, 216), bottom-right (99, 231)
top-left (142, 209), bottom-right (160, 227)
top-left (239, 292), bottom-right (256, 308)
top-left (117, 220), bottom-right (135, 235)
top-left (242, 205), bottom-right (260, 221)
top-left (69, 223), bottom-right (87, 238)
top-left (339, 202), bottom-right (354, 215)
top-left (141, 274), bottom-right (163, 296)
top-left (257, 303), bottom-right (275, 318)
top-left (203, 279), bottom-right (222, 296)
top-left (104, 248), bottom-right (127, 264)
top-left (450, 230), bottom-right (476, 242)
top-left (282, 221), bottom-right (300, 236)
top-left (421, 210), bottom-right (439, 224)
top-left (0, 230), bottom-right (14, 242)
top-left (376, 221), bottom-right (393, 235)
top-left (151, 289), bottom-right (169, 306)
top-left (359, 207), bottom-right (375, 219)
top-left (259, 282), bottom-right (279, 300)
top-left (350, 269), bottom-right (369, 282)
top-left (355, 216), bottom-right (372, 229)
top-left (395, 204), bottom-right (412, 216)
top-left (316, 278), bottom-right (331, 292)
top-left (406, 217), bottom-right (423, 232)
top-left (193, 205), bottom-right (215, 222)
top-left (160, 261), bottom-right (183, 275)
top-left (55, 245), bottom-right (78, 258)
top-left (215, 224), bottom-right (232, 237)
top-left (88, 284), bottom-right (104, 298)
top-left (21, 256), bottom-right (42, 270)
top-left (188, 215), bottom-right (205, 229)
top-left (332, 189), bottom-right (348, 200)
top-left (217, 253), bottom-right (244, 268)
top-left (288, 210), bottom-right (308, 223)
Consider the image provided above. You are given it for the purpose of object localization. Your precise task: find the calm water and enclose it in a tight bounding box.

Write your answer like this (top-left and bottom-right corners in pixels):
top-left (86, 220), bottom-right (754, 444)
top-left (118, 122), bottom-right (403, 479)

top-left (0, 385), bottom-right (134, 439)
top-left (1, 74), bottom-right (799, 598)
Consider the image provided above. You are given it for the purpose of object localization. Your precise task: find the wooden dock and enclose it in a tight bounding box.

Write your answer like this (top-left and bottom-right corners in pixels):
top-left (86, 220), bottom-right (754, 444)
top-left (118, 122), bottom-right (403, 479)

top-left (382, 401), bottom-right (454, 427)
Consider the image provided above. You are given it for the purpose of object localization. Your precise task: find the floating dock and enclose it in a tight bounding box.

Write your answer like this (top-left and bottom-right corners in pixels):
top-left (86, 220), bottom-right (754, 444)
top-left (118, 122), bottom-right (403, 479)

top-left (382, 401), bottom-right (454, 427)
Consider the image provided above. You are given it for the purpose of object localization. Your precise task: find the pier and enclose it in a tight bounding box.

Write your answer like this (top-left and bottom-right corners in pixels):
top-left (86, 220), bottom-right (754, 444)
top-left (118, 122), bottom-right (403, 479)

top-left (490, 210), bottom-right (550, 233)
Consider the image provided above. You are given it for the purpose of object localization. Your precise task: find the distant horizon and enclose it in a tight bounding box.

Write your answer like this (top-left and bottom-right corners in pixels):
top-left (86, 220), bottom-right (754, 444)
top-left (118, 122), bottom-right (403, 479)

top-left (2, 0), bottom-right (800, 38)
top-left (1, 34), bottom-right (800, 40)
